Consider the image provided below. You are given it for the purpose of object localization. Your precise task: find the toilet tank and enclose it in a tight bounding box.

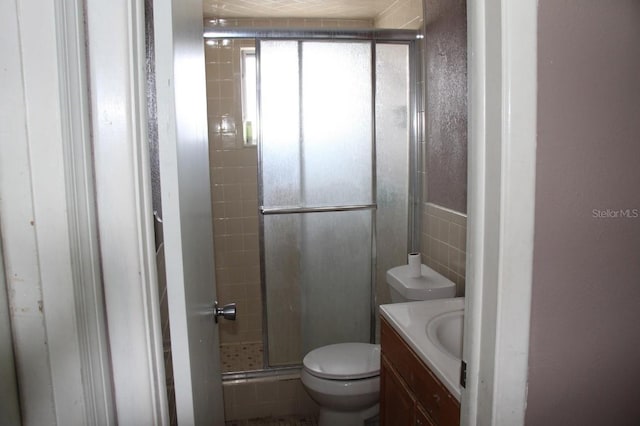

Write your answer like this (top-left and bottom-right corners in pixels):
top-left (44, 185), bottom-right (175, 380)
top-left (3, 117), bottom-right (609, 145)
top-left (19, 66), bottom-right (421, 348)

top-left (386, 264), bottom-right (456, 302)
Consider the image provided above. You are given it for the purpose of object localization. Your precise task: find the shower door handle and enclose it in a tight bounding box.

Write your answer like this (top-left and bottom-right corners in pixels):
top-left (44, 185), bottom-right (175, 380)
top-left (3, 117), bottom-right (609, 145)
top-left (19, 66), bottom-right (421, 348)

top-left (213, 301), bottom-right (236, 323)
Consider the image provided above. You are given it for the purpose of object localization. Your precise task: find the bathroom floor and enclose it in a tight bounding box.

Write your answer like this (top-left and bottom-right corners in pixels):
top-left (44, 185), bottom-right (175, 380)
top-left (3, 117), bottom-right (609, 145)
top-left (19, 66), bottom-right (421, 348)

top-left (225, 415), bottom-right (318, 426)
top-left (220, 342), bottom-right (264, 372)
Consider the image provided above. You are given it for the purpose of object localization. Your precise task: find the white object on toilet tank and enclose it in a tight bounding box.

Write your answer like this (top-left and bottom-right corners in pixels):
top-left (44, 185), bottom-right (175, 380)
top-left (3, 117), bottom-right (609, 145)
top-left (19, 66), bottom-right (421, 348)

top-left (407, 252), bottom-right (422, 277)
top-left (387, 264), bottom-right (456, 302)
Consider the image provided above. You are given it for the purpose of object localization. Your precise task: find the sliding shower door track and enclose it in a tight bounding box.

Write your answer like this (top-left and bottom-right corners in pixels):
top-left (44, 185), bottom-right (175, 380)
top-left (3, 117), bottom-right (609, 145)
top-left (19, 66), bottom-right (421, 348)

top-left (222, 365), bottom-right (302, 382)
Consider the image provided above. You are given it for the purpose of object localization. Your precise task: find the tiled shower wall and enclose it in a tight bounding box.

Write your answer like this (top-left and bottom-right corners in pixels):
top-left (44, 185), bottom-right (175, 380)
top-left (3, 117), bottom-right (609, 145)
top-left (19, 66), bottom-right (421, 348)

top-left (206, 39), bottom-right (263, 346)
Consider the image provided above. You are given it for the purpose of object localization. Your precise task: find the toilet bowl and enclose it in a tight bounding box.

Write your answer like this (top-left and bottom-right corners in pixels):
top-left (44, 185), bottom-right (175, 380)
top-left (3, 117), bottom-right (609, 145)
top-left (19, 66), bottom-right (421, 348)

top-left (301, 343), bottom-right (380, 426)
top-left (300, 263), bottom-right (457, 426)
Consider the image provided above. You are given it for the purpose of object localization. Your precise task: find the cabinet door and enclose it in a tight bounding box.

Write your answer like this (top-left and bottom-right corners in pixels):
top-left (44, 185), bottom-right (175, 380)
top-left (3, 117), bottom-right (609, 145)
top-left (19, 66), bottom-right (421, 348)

top-left (381, 318), bottom-right (461, 426)
top-left (381, 356), bottom-right (415, 426)
top-left (416, 403), bottom-right (436, 426)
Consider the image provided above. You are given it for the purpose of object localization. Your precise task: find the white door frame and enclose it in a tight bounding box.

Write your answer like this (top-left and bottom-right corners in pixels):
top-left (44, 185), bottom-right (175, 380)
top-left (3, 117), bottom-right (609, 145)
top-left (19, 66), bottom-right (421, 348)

top-left (2, 0), bottom-right (123, 423)
top-left (85, 0), bottom-right (169, 424)
top-left (462, 0), bottom-right (537, 425)
top-left (0, 228), bottom-right (21, 424)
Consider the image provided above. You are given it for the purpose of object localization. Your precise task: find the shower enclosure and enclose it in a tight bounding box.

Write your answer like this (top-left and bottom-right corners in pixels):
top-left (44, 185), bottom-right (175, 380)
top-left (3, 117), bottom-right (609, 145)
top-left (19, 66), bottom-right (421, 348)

top-left (204, 28), bottom-right (419, 375)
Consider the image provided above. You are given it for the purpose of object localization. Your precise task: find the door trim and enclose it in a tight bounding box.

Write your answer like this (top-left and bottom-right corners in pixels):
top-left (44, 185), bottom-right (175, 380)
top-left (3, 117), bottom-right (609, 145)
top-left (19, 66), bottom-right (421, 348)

top-left (462, 0), bottom-right (537, 424)
top-left (0, 224), bottom-right (21, 424)
top-left (53, 0), bottom-right (117, 421)
top-left (1, 0), bottom-right (119, 423)
top-left (86, 0), bottom-right (169, 423)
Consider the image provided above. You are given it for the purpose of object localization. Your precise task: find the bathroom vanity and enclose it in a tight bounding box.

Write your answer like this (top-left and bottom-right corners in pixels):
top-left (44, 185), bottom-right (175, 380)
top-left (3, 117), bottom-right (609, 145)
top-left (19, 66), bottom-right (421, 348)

top-left (379, 298), bottom-right (464, 426)
top-left (380, 318), bottom-right (460, 425)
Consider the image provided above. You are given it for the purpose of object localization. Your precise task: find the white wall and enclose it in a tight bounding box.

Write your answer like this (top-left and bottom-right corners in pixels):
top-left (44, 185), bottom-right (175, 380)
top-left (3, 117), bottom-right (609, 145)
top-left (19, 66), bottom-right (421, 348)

top-left (0, 0), bottom-right (166, 424)
top-left (0, 238), bottom-right (20, 425)
top-left (1, 0), bottom-right (90, 423)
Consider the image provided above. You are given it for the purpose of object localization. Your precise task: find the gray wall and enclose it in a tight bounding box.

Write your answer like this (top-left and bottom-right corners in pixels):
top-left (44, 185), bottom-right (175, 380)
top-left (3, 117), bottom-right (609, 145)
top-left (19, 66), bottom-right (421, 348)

top-left (527, 1), bottom-right (640, 424)
top-left (424, 0), bottom-right (467, 213)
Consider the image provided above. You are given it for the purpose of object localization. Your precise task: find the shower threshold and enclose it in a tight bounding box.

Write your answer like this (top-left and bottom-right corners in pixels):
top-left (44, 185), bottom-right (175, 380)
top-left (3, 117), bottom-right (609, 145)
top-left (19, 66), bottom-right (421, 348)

top-left (222, 365), bottom-right (302, 382)
top-left (221, 342), bottom-right (302, 381)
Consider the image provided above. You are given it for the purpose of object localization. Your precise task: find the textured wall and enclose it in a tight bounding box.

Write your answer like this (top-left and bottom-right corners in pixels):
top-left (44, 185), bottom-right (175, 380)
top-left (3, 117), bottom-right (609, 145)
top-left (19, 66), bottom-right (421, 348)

top-left (527, 2), bottom-right (640, 424)
top-left (424, 0), bottom-right (467, 213)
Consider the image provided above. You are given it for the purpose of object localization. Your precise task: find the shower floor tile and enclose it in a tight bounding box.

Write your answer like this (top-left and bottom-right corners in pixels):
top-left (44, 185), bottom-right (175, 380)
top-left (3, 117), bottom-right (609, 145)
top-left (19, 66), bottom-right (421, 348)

top-left (225, 415), bottom-right (318, 426)
top-left (221, 342), bottom-right (264, 372)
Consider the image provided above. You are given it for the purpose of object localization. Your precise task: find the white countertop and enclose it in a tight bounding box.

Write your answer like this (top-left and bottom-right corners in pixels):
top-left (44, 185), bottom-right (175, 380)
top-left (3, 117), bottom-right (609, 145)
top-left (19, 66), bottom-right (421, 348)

top-left (379, 298), bottom-right (464, 400)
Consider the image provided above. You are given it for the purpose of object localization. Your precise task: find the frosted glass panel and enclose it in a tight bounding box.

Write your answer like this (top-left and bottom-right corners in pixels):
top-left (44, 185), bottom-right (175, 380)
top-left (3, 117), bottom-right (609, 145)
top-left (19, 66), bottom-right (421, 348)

top-left (259, 40), bottom-right (377, 367)
top-left (263, 211), bottom-right (372, 365)
top-left (302, 42), bottom-right (373, 206)
top-left (300, 211), bottom-right (372, 352)
top-left (260, 41), bottom-right (301, 207)
top-left (375, 44), bottom-right (410, 305)
top-left (263, 214), bottom-right (303, 366)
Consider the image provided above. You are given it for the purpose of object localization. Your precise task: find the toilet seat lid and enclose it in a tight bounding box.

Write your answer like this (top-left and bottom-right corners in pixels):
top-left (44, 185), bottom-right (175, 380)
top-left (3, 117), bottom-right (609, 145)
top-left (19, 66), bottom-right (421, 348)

top-left (302, 343), bottom-right (381, 380)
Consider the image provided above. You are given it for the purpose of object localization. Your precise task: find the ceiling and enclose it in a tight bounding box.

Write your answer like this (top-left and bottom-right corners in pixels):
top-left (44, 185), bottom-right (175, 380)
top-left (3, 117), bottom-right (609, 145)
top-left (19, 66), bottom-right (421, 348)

top-left (203, 0), bottom-right (397, 19)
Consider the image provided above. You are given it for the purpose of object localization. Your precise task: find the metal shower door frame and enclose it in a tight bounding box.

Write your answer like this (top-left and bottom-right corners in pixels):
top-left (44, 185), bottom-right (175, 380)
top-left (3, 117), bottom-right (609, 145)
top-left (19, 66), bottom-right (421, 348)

top-left (203, 27), bottom-right (420, 375)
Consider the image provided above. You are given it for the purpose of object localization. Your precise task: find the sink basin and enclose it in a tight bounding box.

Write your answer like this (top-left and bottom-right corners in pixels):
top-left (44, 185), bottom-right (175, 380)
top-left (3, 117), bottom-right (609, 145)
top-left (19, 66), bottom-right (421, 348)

top-left (379, 297), bottom-right (464, 400)
top-left (426, 310), bottom-right (464, 359)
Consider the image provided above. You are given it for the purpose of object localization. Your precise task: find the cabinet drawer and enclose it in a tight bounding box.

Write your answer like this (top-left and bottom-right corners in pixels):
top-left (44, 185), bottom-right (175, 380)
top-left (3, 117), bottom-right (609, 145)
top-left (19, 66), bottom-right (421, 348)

top-left (381, 318), bottom-right (460, 426)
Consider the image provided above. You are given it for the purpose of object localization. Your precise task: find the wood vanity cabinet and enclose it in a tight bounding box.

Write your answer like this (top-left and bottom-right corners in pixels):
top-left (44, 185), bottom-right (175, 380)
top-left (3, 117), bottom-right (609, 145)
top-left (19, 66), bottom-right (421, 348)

top-left (380, 317), bottom-right (460, 426)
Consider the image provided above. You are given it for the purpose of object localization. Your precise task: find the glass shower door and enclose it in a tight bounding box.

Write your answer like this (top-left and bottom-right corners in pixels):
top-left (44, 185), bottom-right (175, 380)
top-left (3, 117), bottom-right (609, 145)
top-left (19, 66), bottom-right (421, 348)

top-left (259, 40), bottom-right (374, 366)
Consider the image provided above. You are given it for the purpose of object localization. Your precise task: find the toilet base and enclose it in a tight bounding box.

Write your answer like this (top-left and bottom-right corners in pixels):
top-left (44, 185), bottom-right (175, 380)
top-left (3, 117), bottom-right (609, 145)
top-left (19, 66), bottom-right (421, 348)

top-left (318, 403), bottom-right (379, 426)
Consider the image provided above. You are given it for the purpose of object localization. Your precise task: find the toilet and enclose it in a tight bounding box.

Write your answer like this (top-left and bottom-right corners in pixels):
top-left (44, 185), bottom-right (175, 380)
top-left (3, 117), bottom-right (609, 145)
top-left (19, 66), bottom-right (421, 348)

top-left (301, 263), bottom-right (457, 426)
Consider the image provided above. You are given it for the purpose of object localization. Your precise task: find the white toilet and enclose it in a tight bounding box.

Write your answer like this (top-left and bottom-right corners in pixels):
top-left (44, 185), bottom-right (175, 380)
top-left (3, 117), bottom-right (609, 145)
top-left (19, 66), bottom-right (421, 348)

top-left (301, 263), bottom-right (457, 426)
